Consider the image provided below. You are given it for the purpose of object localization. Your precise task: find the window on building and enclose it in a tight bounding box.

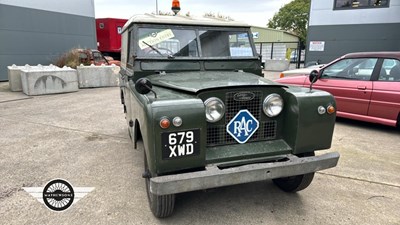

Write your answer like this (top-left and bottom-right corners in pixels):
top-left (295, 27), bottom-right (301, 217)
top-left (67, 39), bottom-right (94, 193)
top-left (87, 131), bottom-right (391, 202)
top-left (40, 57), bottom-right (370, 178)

top-left (334, 0), bottom-right (389, 9)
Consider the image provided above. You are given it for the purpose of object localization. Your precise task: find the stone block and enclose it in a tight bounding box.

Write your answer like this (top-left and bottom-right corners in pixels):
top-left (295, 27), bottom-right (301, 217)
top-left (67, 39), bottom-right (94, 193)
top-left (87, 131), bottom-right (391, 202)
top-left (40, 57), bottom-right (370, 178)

top-left (20, 65), bottom-right (78, 96)
top-left (77, 64), bottom-right (120, 88)
top-left (264, 59), bottom-right (290, 72)
top-left (7, 64), bottom-right (30, 92)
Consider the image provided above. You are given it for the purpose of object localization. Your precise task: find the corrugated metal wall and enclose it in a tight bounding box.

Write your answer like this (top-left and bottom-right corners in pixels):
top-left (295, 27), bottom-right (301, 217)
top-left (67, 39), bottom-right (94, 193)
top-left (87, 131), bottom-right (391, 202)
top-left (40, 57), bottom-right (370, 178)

top-left (307, 0), bottom-right (400, 64)
top-left (0, 0), bottom-right (96, 81)
top-left (251, 27), bottom-right (299, 43)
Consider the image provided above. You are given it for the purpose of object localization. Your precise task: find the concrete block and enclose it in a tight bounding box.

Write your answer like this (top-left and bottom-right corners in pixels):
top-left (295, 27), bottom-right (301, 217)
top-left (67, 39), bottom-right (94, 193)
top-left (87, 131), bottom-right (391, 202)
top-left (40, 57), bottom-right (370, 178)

top-left (264, 59), bottom-right (290, 72)
top-left (77, 64), bottom-right (120, 88)
top-left (7, 64), bottom-right (29, 92)
top-left (20, 66), bottom-right (78, 96)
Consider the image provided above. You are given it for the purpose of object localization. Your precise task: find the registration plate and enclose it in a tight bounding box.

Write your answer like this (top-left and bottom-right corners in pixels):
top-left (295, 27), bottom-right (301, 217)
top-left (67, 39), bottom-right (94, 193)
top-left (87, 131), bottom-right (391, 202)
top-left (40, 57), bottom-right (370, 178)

top-left (161, 129), bottom-right (200, 159)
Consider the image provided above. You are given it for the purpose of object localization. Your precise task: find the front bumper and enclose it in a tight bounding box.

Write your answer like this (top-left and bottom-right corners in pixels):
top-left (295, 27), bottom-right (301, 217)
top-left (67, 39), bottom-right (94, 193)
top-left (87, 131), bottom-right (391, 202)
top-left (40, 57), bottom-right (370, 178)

top-left (150, 152), bottom-right (340, 195)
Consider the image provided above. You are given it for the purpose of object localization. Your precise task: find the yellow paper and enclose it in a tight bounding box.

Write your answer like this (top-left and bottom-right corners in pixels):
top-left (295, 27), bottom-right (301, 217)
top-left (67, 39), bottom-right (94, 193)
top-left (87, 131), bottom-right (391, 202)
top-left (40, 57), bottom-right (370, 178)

top-left (139, 29), bottom-right (175, 49)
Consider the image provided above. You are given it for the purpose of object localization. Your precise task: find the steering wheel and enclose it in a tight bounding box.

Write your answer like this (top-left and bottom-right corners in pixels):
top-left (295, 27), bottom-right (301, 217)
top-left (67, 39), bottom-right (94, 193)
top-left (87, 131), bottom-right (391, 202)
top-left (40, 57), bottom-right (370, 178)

top-left (146, 47), bottom-right (174, 56)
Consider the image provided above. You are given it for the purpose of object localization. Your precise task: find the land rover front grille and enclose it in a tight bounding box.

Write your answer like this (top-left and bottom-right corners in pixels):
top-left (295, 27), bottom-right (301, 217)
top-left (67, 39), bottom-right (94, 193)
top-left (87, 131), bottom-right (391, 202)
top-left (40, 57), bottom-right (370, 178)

top-left (206, 91), bottom-right (277, 147)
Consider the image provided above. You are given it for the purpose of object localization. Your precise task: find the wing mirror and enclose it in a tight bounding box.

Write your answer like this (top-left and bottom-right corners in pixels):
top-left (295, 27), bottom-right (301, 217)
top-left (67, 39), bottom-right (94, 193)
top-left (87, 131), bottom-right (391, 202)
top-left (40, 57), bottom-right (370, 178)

top-left (135, 78), bottom-right (157, 98)
top-left (309, 70), bottom-right (320, 91)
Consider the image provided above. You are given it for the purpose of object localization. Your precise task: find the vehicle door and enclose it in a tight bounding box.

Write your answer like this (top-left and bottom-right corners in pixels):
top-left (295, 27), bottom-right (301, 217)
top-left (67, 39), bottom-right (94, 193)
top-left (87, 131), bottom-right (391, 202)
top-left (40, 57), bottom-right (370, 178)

top-left (305, 58), bottom-right (378, 116)
top-left (369, 58), bottom-right (400, 124)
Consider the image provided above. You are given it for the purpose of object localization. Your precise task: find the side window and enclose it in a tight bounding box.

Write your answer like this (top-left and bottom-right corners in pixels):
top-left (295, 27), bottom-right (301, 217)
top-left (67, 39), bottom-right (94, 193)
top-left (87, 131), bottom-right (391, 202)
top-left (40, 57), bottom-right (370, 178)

top-left (79, 52), bottom-right (89, 64)
top-left (334, 0), bottom-right (390, 9)
top-left (379, 59), bottom-right (400, 81)
top-left (321, 58), bottom-right (377, 81)
top-left (120, 32), bottom-right (128, 68)
top-left (128, 30), bottom-right (134, 67)
top-left (93, 52), bottom-right (105, 63)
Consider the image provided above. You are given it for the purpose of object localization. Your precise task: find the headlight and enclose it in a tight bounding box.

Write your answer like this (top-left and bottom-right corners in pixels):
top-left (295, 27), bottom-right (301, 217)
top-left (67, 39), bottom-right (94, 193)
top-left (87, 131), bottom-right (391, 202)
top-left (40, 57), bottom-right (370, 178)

top-left (204, 97), bottom-right (225, 122)
top-left (263, 94), bottom-right (283, 117)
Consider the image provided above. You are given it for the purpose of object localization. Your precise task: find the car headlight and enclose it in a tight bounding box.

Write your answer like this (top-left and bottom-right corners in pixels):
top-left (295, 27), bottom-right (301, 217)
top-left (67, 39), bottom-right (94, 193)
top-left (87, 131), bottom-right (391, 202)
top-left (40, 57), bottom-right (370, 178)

top-left (204, 97), bottom-right (225, 122)
top-left (263, 94), bottom-right (283, 117)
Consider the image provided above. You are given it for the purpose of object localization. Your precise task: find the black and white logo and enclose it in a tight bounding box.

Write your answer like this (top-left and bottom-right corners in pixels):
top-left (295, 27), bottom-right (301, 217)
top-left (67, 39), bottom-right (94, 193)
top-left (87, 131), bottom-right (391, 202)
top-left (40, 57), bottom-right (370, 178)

top-left (42, 179), bottom-right (75, 211)
top-left (24, 179), bottom-right (94, 212)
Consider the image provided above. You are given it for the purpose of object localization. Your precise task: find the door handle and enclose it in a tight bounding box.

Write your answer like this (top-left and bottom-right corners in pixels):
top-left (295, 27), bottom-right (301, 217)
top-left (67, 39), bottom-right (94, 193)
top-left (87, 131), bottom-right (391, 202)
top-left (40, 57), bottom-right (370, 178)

top-left (357, 86), bottom-right (367, 90)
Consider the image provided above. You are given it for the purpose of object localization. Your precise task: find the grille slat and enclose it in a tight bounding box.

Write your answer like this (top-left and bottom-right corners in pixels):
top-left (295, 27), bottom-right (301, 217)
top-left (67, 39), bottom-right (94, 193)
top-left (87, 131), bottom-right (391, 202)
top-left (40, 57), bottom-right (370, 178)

top-left (206, 91), bottom-right (277, 147)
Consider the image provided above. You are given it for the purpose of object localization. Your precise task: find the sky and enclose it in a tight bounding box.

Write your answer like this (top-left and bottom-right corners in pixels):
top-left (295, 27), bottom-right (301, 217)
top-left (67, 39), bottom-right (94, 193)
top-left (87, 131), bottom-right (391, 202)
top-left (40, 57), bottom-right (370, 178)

top-left (94, 0), bottom-right (293, 27)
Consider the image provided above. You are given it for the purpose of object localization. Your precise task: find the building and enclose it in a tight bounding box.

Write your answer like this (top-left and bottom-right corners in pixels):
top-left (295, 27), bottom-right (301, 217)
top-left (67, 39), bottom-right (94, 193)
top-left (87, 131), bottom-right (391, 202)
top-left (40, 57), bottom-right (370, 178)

top-left (0, 0), bottom-right (97, 81)
top-left (306, 0), bottom-right (400, 64)
top-left (251, 26), bottom-right (300, 61)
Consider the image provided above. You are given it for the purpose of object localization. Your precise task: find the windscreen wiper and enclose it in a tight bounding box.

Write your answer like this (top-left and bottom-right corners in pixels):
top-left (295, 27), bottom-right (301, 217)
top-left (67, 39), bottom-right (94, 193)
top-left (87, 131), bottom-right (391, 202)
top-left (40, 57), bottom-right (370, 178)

top-left (142, 41), bottom-right (165, 57)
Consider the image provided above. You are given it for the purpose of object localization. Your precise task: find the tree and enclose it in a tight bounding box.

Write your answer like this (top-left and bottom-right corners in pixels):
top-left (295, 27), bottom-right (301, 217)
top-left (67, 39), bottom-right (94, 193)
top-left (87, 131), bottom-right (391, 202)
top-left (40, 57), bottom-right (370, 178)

top-left (267, 0), bottom-right (310, 44)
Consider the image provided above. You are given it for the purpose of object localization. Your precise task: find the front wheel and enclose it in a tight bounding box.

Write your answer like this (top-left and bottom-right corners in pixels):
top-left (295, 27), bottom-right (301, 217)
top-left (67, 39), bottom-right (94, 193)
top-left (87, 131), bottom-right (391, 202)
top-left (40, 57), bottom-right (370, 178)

top-left (273, 152), bottom-right (315, 192)
top-left (144, 153), bottom-right (175, 218)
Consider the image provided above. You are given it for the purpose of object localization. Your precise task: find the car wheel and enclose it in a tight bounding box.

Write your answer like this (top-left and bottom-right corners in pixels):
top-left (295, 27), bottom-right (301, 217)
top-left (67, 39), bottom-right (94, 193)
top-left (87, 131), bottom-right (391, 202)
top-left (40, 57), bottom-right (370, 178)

top-left (273, 152), bottom-right (315, 192)
top-left (144, 152), bottom-right (175, 218)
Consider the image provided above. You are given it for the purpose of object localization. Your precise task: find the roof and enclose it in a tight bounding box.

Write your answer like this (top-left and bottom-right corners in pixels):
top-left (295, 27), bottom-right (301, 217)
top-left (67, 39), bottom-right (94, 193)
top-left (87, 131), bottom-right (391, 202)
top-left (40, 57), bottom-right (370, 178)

top-left (251, 25), bottom-right (299, 38)
top-left (122, 14), bottom-right (250, 32)
top-left (343, 52), bottom-right (400, 59)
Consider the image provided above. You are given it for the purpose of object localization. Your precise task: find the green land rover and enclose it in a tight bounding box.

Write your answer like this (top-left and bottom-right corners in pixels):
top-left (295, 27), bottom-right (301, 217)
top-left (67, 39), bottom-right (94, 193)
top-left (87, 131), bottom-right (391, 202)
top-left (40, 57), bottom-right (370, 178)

top-left (119, 14), bottom-right (340, 218)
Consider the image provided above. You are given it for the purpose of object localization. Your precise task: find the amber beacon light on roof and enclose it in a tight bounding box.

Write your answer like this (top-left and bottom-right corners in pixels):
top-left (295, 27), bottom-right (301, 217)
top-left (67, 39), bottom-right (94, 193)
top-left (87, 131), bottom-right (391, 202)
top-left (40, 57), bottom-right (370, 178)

top-left (171, 0), bottom-right (181, 15)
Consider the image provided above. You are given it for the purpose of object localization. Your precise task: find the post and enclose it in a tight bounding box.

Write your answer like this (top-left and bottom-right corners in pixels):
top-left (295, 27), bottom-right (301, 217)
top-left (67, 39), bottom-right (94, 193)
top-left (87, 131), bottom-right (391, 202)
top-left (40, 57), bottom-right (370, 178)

top-left (296, 41), bottom-right (301, 69)
top-left (156, 0), bottom-right (158, 14)
top-left (270, 42), bottom-right (274, 60)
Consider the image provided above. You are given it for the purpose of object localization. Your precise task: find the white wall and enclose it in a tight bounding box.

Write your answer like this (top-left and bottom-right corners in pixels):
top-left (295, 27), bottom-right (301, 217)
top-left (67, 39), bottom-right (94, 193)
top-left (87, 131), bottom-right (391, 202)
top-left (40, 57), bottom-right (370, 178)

top-left (0, 0), bottom-right (95, 17)
top-left (309, 0), bottom-right (400, 26)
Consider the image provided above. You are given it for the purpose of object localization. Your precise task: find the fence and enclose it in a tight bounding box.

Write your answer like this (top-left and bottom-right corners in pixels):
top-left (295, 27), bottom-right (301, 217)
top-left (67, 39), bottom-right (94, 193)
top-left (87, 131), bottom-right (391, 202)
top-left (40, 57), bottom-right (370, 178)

top-left (254, 41), bottom-right (303, 69)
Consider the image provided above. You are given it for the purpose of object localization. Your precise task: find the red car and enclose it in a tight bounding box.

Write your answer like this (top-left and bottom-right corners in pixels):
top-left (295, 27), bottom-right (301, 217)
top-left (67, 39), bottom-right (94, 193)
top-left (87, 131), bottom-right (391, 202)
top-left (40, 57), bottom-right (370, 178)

top-left (78, 49), bottom-right (121, 66)
top-left (275, 52), bottom-right (400, 127)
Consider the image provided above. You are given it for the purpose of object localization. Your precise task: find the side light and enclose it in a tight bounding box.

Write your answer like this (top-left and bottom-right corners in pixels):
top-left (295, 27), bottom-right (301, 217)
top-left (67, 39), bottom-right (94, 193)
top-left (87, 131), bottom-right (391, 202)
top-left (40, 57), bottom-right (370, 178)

top-left (172, 117), bottom-right (182, 127)
top-left (263, 94), bottom-right (284, 117)
top-left (160, 117), bottom-right (170, 129)
top-left (318, 106), bottom-right (326, 115)
top-left (280, 73), bottom-right (285, 78)
top-left (327, 105), bottom-right (336, 114)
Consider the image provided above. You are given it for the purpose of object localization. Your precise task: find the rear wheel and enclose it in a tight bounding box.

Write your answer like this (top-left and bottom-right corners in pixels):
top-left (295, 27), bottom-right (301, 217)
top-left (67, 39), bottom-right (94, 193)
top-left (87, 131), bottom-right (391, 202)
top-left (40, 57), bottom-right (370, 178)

top-left (273, 152), bottom-right (315, 192)
top-left (144, 153), bottom-right (175, 218)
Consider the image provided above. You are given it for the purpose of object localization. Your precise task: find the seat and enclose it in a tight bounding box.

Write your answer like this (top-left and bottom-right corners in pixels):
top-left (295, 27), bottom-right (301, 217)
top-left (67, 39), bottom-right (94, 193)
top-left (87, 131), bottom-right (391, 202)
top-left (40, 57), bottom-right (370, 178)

top-left (378, 66), bottom-right (387, 80)
top-left (389, 65), bottom-right (400, 81)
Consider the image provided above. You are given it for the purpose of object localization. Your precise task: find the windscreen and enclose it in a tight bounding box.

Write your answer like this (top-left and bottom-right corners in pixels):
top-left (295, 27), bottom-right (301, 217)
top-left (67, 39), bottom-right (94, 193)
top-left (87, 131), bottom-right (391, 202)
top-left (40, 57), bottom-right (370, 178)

top-left (136, 27), bottom-right (254, 58)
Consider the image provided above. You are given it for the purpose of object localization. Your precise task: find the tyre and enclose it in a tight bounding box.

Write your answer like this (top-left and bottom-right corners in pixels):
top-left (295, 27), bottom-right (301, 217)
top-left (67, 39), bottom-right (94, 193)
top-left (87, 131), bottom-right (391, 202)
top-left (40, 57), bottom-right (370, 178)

top-left (144, 153), bottom-right (175, 218)
top-left (120, 89), bottom-right (125, 105)
top-left (273, 152), bottom-right (315, 193)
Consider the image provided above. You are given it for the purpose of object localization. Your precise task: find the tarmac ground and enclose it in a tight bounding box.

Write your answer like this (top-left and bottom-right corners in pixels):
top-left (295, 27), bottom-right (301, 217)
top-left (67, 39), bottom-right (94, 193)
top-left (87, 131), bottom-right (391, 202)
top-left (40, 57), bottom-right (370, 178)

top-left (0, 75), bottom-right (399, 225)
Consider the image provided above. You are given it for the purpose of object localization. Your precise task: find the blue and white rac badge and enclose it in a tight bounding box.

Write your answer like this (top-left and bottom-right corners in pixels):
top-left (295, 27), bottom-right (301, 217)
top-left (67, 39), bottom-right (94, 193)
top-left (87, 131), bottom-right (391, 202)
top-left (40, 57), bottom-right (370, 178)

top-left (226, 109), bottom-right (259, 144)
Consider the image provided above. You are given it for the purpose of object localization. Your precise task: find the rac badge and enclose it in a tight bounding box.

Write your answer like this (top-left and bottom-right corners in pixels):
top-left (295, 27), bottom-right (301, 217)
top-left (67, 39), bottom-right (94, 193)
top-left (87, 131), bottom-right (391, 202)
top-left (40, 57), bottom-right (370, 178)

top-left (226, 109), bottom-right (259, 144)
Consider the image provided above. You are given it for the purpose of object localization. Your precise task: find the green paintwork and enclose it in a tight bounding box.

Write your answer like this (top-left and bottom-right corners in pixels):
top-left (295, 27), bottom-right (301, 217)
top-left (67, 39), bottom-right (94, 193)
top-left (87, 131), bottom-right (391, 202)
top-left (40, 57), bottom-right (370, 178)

top-left (206, 140), bottom-right (292, 164)
top-left (148, 71), bottom-right (285, 93)
top-left (119, 20), bottom-right (337, 178)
